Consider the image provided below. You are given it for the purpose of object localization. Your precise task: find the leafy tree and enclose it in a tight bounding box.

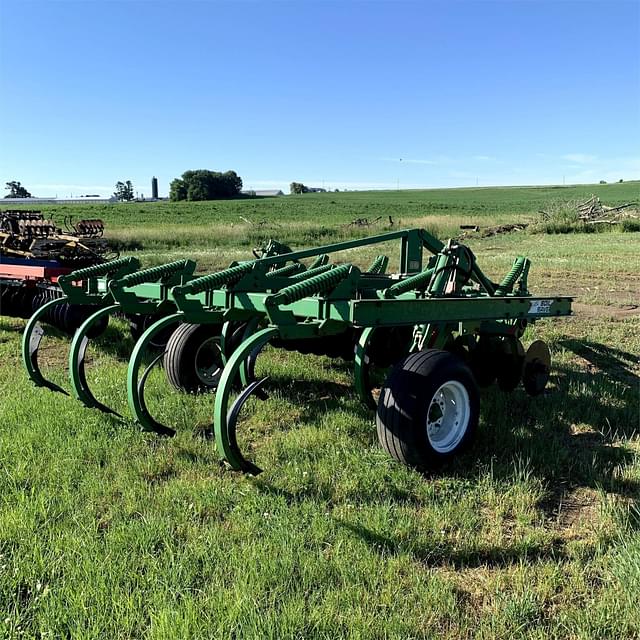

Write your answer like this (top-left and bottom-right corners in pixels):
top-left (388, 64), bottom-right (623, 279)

top-left (114, 180), bottom-right (135, 201)
top-left (4, 181), bottom-right (32, 198)
top-left (220, 170), bottom-right (243, 197)
top-left (290, 182), bottom-right (309, 194)
top-left (169, 177), bottom-right (188, 201)
top-left (170, 170), bottom-right (243, 201)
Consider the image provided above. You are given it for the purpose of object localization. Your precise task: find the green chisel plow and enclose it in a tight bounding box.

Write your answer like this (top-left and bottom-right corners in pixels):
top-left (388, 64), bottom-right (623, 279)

top-left (21, 240), bottom-right (292, 415)
top-left (23, 227), bottom-right (572, 474)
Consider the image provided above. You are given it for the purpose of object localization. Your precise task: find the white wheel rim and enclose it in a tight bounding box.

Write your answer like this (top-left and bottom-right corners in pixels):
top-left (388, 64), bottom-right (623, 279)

top-left (425, 380), bottom-right (470, 453)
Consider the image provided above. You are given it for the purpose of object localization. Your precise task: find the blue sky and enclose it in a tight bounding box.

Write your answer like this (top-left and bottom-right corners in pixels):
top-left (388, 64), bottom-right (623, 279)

top-left (1, 0), bottom-right (639, 197)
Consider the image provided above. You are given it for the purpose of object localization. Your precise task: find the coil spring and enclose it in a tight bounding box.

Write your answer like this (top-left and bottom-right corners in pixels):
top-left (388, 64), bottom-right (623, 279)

top-left (180, 261), bottom-right (254, 295)
top-left (60, 256), bottom-right (138, 283)
top-left (495, 257), bottom-right (527, 295)
top-left (116, 259), bottom-right (191, 288)
top-left (265, 262), bottom-right (306, 278)
top-left (308, 254), bottom-right (329, 269)
top-left (367, 255), bottom-right (389, 274)
top-left (384, 267), bottom-right (435, 298)
top-left (288, 264), bottom-right (335, 282)
top-left (269, 264), bottom-right (351, 306)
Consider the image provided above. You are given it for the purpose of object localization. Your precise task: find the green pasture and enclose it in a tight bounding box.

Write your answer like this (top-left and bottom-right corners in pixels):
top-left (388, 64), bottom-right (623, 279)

top-left (1, 184), bottom-right (639, 638)
top-left (23, 181), bottom-right (640, 264)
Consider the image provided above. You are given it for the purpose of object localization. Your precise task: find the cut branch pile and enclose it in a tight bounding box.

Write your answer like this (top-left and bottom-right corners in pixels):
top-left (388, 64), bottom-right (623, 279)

top-left (540, 195), bottom-right (638, 226)
top-left (345, 216), bottom-right (394, 227)
top-left (457, 223), bottom-right (528, 240)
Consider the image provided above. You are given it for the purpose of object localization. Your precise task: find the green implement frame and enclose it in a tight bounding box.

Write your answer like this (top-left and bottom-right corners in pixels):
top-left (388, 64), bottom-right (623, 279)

top-left (120, 228), bottom-right (571, 473)
top-left (22, 227), bottom-right (572, 474)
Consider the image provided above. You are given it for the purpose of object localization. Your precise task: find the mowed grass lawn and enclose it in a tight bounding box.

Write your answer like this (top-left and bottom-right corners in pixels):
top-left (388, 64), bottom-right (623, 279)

top-left (1, 185), bottom-right (639, 638)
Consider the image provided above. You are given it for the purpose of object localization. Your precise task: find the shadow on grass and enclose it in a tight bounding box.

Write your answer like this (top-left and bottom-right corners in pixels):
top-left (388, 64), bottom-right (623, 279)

top-left (252, 479), bottom-right (578, 571)
top-left (242, 339), bottom-right (639, 498)
top-left (251, 340), bottom-right (639, 568)
top-left (557, 338), bottom-right (639, 382)
top-left (336, 519), bottom-right (571, 568)
top-left (461, 356), bottom-right (639, 498)
top-left (0, 316), bottom-right (144, 365)
top-left (0, 320), bottom-right (26, 335)
top-left (261, 375), bottom-right (354, 414)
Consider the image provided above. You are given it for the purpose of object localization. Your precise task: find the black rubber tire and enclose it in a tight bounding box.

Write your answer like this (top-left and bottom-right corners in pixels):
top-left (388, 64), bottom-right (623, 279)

top-left (129, 313), bottom-right (174, 349)
top-left (469, 336), bottom-right (498, 387)
top-left (164, 323), bottom-right (223, 393)
top-left (53, 301), bottom-right (67, 331)
top-left (222, 321), bottom-right (249, 360)
top-left (376, 349), bottom-right (480, 470)
top-left (128, 314), bottom-right (144, 342)
top-left (366, 326), bottom-right (413, 367)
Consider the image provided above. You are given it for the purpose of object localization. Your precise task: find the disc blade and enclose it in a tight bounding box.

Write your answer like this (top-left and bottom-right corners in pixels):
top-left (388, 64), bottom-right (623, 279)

top-left (523, 340), bottom-right (551, 396)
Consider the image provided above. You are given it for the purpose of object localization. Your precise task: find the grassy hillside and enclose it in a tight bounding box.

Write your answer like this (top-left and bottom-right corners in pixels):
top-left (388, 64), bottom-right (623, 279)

top-left (8, 181), bottom-right (637, 272)
top-left (17, 181), bottom-right (638, 228)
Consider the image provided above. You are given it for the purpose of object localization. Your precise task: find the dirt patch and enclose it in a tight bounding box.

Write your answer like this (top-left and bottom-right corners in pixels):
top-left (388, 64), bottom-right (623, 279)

top-left (529, 270), bottom-right (640, 308)
top-left (551, 487), bottom-right (600, 530)
top-left (540, 484), bottom-right (602, 542)
top-left (35, 342), bottom-right (70, 369)
top-left (571, 302), bottom-right (640, 321)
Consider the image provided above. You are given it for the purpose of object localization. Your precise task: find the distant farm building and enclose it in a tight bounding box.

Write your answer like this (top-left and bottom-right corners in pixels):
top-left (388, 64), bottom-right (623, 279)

top-left (241, 189), bottom-right (284, 197)
top-left (2, 196), bottom-right (118, 205)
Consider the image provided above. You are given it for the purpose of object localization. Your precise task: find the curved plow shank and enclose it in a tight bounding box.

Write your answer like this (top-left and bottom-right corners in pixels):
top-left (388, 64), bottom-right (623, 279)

top-left (225, 376), bottom-right (270, 471)
top-left (126, 313), bottom-right (184, 436)
top-left (354, 327), bottom-right (377, 410)
top-left (22, 297), bottom-right (70, 394)
top-left (238, 317), bottom-right (267, 391)
top-left (213, 327), bottom-right (279, 474)
top-left (219, 320), bottom-right (236, 363)
top-left (69, 304), bottom-right (121, 415)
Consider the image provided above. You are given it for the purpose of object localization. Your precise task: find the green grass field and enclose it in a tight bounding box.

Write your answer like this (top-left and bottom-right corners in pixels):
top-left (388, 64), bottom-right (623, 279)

top-left (26, 181), bottom-right (640, 267)
top-left (1, 184), bottom-right (639, 638)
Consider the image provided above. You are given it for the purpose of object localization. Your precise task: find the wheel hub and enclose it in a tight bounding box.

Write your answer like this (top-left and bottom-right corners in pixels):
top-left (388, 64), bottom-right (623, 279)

top-left (425, 380), bottom-right (471, 453)
top-left (195, 337), bottom-right (223, 386)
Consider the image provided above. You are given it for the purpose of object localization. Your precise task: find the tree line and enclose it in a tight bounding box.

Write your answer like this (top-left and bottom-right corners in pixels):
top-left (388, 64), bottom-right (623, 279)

top-left (290, 182), bottom-right (309, 194)
top-left (4, 170), bottom-right (245, 202)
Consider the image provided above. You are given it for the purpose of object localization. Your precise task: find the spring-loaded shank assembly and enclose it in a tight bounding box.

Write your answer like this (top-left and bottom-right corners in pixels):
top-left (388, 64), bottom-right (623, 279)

top-left (20, 227), bottom-right (572, 475)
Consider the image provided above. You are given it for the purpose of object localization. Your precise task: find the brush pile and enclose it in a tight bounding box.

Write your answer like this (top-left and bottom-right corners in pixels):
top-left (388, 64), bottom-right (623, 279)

top-left (540, 195), bottom-right (638, 226)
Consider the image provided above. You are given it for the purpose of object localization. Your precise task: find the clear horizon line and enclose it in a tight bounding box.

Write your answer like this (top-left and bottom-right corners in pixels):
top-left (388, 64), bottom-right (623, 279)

top-left (6, 176), bottom-right (638, 201)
